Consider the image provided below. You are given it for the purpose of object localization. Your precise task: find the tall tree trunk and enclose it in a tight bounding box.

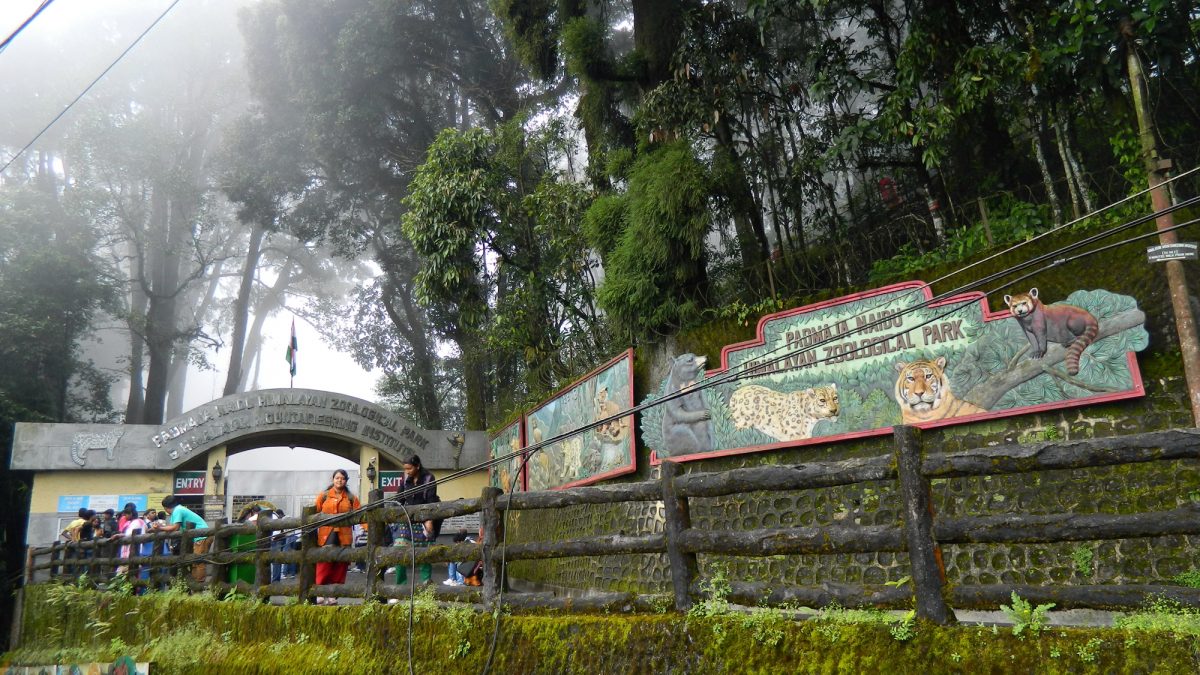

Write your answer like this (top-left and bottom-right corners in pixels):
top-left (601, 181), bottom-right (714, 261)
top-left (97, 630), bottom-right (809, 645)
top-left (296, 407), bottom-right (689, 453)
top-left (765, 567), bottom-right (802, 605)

top-left (713, 118), bottom-right (769, 289)
top-left (142, 193), bottom-right (184, 425)
top-left (631, 0), bottom-right (683, 89)
top-left (239, 260), bottom-right (296, 392)
top-left (453, 324), bottom-right (487, 431)
top-left (1029, 109), bottom-right (1063, 226)
top-left (224, 224), bottom-right (266, 395)
top-left (166, 259), bottom-right (224, 416)
top-left (1052, 112), bottom-right (1082, 219)
top-left (1056, 110), bottom-right (1095, 213)
top-left (124, 242), bottom-right (148, 423)
top-left (380, 278), bottom-right (444, 430)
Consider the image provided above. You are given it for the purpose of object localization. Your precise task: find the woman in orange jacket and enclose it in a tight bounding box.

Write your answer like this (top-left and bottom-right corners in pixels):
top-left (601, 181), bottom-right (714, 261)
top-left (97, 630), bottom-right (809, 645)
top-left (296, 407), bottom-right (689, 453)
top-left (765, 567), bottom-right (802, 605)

top-left (314, 468), bottom-right (360, 604)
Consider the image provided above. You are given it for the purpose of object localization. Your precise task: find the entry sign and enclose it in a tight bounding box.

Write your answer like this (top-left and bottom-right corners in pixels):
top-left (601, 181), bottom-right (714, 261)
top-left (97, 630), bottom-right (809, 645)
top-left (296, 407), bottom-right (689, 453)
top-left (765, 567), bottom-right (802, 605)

top-left (174, 471), bottom-right (206, 495)
top-left (1147, 242), bottom-right (1198, 263)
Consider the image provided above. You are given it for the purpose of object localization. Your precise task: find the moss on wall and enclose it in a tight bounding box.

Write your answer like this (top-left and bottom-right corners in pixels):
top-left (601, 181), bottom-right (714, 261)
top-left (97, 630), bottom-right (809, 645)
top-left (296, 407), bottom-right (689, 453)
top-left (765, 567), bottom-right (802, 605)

top-left (9, 585), bottom-right (1200, 674)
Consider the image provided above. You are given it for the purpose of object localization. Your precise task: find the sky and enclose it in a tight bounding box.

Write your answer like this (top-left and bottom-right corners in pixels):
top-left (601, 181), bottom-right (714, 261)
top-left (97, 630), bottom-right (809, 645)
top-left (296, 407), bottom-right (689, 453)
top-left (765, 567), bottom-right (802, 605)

top-left (2, 1), bottom-right (376, 472)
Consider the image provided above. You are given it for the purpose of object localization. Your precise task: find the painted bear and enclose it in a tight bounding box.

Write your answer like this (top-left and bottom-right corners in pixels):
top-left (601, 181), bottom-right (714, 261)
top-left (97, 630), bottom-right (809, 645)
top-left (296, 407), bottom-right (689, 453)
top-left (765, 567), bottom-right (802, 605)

top-left (660, 353), bottom-right (713, 456)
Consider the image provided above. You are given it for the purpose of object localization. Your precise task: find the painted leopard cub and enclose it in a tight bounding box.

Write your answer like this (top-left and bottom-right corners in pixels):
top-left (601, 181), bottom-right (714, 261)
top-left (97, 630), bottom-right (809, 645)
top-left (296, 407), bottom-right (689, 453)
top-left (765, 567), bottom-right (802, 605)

top-left (728, 384), bottom-right (839, 442)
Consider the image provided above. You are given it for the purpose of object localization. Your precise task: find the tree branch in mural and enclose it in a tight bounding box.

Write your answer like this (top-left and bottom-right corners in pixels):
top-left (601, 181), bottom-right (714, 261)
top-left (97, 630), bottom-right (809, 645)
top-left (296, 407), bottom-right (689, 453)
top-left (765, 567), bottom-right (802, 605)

top-left (661, 354), bottom-right (713, 455)
top-left (963, 308), bottom-right (1145, 410)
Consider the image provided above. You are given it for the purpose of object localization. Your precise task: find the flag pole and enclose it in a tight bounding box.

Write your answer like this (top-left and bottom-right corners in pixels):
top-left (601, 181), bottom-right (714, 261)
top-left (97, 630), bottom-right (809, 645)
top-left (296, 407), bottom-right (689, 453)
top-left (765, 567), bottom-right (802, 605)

top-left (287, 316), bottom-right (298, 389)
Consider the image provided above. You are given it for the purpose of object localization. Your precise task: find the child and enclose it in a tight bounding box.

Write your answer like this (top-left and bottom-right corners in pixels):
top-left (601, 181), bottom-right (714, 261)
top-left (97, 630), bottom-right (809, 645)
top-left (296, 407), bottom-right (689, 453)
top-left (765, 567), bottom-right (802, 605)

top-left (442, 530), bottom-right (475, 586)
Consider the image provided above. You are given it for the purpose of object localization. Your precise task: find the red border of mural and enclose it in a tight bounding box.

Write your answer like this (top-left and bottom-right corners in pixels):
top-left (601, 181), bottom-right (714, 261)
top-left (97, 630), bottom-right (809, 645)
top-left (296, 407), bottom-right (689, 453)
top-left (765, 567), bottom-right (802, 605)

top-left (488, 416), bottom-right (525, 493)
top-left (651, 281), bottom-right (1146, 465)
top-left (525, 348), bottom-right (638, 490)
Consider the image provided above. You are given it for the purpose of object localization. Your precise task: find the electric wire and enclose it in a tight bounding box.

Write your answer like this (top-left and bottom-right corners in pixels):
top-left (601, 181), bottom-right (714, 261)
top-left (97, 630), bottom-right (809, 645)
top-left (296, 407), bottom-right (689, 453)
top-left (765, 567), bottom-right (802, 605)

top-left (18, 189), bottom-right (1199, 607)
top-left (0, 0), bottom-right (54, 54)
top-left (0, 0), bottom-right (182, 176)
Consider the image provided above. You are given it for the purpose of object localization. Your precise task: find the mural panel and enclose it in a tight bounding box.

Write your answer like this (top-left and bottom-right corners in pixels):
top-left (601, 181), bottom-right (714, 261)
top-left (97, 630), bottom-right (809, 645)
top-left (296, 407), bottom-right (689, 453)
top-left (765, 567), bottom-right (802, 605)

top-left (489, 418), bottom-right (525, 493)
top-left (525, 349), bottom-right (636, 490)
top-left (642, 282), bottom-right (1149, 463)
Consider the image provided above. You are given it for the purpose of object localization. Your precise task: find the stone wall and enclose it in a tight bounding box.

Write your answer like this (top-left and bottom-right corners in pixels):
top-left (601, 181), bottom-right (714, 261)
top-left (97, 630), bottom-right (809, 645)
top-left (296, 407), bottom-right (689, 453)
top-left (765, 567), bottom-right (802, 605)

top-left (509, 217), bottom-right (1200, 596)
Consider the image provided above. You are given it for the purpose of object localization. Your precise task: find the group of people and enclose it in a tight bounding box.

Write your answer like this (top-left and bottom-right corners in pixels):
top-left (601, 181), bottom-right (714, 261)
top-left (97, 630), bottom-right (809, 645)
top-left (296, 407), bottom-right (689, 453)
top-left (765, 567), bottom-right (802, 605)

top-left (313, 455), bottom-right (484, 605)
top-left (58, 496), bottom-right (210, 590)
top-left (56, 454), bottom-right (481, 602)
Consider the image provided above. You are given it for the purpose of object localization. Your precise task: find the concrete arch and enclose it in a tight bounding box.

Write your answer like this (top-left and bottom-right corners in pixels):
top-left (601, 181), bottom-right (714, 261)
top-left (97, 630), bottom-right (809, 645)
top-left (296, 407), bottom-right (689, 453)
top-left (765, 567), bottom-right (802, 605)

top-left (12, 388), bottom-right (485, 473)
top-left (13, 388), bottom-right (488, 546)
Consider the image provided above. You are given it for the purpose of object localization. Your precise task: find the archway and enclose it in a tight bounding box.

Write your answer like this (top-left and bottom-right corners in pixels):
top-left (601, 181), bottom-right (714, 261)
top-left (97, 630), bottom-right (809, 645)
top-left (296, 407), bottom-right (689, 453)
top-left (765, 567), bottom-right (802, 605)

top-left (11, 388), bottom-right (486, 546)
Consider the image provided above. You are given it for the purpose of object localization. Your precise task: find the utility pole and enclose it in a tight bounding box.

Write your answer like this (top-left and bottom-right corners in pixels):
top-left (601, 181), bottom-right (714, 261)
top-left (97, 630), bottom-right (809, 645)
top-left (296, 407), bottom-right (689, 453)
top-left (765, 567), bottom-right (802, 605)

top-left (1122, 18), bottom-right (1200, 425)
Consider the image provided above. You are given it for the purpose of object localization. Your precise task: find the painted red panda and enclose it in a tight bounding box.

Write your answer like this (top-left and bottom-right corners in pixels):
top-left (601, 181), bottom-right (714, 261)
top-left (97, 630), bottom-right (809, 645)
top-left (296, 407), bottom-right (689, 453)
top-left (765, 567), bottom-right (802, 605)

top-left (1003, 288), bottom-right (1099, 376)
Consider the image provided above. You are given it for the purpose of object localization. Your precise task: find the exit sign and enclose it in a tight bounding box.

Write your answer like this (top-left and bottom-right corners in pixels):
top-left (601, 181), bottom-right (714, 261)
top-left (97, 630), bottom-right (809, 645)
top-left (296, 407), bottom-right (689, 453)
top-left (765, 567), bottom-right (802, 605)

top-left (380, 470), bottom-right (403, 493)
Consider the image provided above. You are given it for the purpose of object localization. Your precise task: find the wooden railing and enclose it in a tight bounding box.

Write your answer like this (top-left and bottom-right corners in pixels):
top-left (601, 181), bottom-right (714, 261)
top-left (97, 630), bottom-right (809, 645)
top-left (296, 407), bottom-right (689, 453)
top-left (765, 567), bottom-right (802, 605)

top-left (25, 426), bottom-right (1200, 622)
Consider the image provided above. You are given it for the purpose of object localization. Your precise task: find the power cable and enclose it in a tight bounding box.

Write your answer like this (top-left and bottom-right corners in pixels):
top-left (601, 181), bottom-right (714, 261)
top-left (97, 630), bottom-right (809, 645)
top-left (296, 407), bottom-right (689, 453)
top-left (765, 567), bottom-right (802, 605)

top-left (0, 0), bottom-right (182, 176)
top-left (0, 0), bottom-right (54, 54)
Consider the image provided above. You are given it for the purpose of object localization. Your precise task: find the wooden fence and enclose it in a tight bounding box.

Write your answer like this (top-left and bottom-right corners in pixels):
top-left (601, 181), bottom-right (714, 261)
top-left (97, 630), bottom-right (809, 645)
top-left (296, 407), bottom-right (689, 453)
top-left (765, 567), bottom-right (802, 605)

top-left (25, 426), bottom-right (1200, 623)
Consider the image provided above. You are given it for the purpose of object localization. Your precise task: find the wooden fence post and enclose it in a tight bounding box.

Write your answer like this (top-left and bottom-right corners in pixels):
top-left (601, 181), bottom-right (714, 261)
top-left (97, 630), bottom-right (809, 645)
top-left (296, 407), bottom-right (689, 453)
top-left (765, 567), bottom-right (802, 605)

top-left (148, 533), bottom-right (162, 591)
top-left (179, 524), bottom-right (195, 586)
top-left (49, 542), bottom-right (61, 581)
top-left (893, 425), bottom-right (956, 624)
top-left (24, 546), bottom-right (34, 586)
top-left (660, 460), bottom-right (698, 611)
top-left (207, 523), bottom-right (226, 596)
top-left (364, 498), bottom-right (387, 601)
top-left (480, 486), bottom-right (503, 609)
top-left (256, 514), bottom-right (273, 601)
top-left (298, 506), bottom-right (318, 604)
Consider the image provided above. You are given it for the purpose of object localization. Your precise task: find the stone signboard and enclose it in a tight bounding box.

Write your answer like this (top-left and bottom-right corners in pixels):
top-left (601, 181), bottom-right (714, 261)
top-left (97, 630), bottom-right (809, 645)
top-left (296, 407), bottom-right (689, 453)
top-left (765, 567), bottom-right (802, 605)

top-left (525, 349), bottom-right (637, 490)
top-left (642, 281), bottom-right (1149, 463)
top-left (489, 418), bottom-right (524, 493)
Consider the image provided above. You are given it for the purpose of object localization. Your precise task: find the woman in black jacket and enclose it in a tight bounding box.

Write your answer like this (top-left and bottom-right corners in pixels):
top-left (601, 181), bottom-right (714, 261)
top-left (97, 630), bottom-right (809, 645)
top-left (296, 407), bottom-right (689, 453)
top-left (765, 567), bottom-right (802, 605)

top-left (394, 455), bottom-right (441, 585)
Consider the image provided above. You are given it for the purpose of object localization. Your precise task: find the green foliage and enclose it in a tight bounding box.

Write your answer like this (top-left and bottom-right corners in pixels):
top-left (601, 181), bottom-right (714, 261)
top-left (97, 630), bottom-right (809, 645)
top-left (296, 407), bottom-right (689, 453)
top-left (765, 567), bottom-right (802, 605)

top-left (13, 585), bottom-right (1200, 674)
top-left (889, 610), bottom-right (917, 642)
top-left (588, 141), bottom-right (713, 340)
top-left (712, 296), bottom-right (789, 328)
top-left (1071, 546), bottom-right (1095, 576)
top-left (869, 197), bottom-right (1045, 284)
top-left (687, 565), bottom-right (733, 620)
top-left (1173, 570), bottom-right (1200, 589)
top-left (1114, 596), bottom-right (1200, 638)
top-left (737, 606), bottom-right (789, 648)
top-left (1076, 636), bottom-right (1103, 663)
top-left (1001, 591), bottom-right (1055, 638)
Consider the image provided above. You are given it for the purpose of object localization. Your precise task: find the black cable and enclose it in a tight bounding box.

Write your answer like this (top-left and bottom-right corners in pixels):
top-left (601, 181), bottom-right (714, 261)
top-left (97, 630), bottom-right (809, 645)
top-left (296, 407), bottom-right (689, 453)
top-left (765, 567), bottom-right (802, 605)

top-left (396, 502), bottom-right (417, 675)
top-left (0, 0), bottom-right (54, 54)
top-left (481, 452), bottom-right (530, 675)
top-left (0, 0), bottom-right (182, 176)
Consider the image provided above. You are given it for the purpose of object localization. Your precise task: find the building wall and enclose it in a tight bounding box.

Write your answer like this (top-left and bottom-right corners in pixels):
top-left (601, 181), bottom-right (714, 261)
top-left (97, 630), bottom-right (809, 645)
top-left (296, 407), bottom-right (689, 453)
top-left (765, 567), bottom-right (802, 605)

top-left (27, 471), bottom-right (173, 547)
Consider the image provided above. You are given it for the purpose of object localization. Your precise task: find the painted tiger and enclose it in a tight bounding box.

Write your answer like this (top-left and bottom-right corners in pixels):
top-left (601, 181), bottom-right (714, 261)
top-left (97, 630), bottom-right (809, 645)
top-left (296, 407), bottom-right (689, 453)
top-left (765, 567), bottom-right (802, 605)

top-left (893, 356), bottom-right (987, 424)
top-left (728, 384), bottom-right (839, 442)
